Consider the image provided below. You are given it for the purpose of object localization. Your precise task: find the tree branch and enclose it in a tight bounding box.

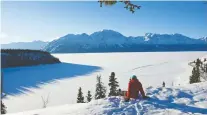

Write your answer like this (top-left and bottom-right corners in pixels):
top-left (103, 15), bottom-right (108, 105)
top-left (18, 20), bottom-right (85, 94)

top-left (98, 0), bottom-right (141, 13)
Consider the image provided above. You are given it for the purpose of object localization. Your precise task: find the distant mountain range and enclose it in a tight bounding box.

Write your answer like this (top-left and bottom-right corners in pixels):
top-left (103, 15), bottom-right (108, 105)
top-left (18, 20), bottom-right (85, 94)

top-left (43, 30), bottom-right (207, 53)
top-left (1, 30), bottom-right (207, 53)
top-left (1, 41), bottom-right (48, 50)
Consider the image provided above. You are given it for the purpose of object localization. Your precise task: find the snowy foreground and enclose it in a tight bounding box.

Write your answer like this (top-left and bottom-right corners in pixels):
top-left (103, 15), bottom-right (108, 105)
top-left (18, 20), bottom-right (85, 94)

top-left (3, 52), bottom-right (207, 113)
top-left (7, 81), bottom-right (207, 115)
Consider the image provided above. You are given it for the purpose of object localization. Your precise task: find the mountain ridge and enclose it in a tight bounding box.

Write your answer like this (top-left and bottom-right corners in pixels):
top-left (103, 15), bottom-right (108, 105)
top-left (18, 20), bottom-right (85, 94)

top-left (1, 30), bottom-right (206, 52)
top-left (43, 29), bottom-right (207, 53)
top-left (1, 40), bottom-right (48, 50)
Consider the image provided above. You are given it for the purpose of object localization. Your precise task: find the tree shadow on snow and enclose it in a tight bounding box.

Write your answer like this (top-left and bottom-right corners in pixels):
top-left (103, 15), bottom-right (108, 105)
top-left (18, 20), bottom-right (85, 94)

top-left (146, 98), bottom-right (207, 114)
top-left (2, 63), bottom-right (102, 95)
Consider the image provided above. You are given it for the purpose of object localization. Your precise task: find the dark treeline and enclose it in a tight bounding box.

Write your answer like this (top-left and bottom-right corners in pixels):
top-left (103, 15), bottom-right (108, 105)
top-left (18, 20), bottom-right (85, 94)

top-left (1, 49), bottom-right (60, 68)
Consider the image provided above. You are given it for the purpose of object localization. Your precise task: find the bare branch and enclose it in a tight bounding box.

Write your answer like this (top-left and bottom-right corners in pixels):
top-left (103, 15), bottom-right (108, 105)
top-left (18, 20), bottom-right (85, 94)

top-left (41, 93), bottom-right (50, 108)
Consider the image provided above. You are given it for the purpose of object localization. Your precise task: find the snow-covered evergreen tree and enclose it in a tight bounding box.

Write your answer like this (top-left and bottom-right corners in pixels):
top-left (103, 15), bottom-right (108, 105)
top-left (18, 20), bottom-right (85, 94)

top-left (77, 87), bottom-right (85, 103)
top-left (95, 75), bottom-right (106, 100)
top-left (108, 72), bottom-right (119, 96)
top-left (86, 91), bottom-right (92, 102)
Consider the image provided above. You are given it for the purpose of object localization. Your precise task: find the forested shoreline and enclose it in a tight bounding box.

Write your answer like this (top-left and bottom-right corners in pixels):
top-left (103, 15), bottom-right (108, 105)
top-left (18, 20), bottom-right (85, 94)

top-left (1, 49), bottom-right (60, 68)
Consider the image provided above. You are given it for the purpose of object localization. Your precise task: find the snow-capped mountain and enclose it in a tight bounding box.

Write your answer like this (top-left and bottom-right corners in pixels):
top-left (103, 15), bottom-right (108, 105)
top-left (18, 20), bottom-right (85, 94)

top-left (43, 30), bottom-right (207, 53)
top-left (144, 33), bottom-right (205, 44)
top-left (1, 40), bottom-right (48, 50)
top-left (200, 37), bottom-right (207, 42)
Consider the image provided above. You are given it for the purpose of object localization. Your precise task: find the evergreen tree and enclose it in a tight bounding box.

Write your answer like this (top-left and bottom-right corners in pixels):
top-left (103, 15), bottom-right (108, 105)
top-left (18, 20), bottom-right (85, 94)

top-left (196, 58), bottom-right (202, 67)
top-left (77, 87), bottom-right (85, 103)
top-left (95, 75), bottom-right (106, 100)
top-left (190, 58), bottom-right (202, 84)
top-left (108, 72), bottom-right (119, 96)
top-left (196, 67), bottom-right (201, 82)
top-left (190, 68), bottom-right (196, 84)
top-left (86, 90), bottom-right (92, 102)
top-left (190, 67), bottom-right (200, 84)
top-left (1, 101), bottom-right (6, 114)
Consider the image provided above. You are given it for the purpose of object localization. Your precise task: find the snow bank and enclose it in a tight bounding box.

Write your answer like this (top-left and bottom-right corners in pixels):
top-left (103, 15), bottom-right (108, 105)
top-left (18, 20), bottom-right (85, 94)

top-left (6, 81), bottom-right (207, 115)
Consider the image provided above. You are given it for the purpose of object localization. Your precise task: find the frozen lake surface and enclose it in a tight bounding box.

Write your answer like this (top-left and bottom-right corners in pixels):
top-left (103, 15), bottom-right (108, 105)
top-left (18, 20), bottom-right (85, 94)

top-left (3, 51), bottom-right (207, 113)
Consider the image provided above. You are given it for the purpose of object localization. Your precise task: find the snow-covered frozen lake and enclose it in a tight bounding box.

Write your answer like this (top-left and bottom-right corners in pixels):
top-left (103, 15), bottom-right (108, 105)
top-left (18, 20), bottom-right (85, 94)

top-left (3, 51), bottom-right (207, 113)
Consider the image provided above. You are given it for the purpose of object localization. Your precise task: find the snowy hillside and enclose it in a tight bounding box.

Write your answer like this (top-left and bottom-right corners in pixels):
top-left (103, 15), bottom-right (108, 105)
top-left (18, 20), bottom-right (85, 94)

top-left (6, 81), bottom-right (207, 115)
top-left (1, 40), bottom-right (48, 50)
top-left (3, 52), bottom-right (207, 113)
top-left (43, 30), bottom-right (207, 53)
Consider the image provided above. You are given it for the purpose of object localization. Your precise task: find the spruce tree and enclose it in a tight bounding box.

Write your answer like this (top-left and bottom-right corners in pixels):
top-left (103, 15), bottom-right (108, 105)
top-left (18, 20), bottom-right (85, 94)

top-left (1, 101), bottom-right (6, 114)
top-left (190, 67), bottom-right (200, 84)
top-left (77, 87), bottom-right (85, 103)
top-left (195, 59), bottom-right (201, 83)
top-left (196, 58), bottom-right (202, 67)
top-left (95, 75), bottom-right (106, 100)
top-left (86, 90), bottom-right (92, 102)
top-left (195, 67), bottom-right (201, 83)
top-left (108, 72), bottom-right (119, 96)
top-left (190, 67), bottom-right (196, 84)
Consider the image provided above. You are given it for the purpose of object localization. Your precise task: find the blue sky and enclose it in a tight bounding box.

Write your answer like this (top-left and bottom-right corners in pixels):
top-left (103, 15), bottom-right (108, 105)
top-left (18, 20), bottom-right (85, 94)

top-left (1, 1), bottom-right (207, 43)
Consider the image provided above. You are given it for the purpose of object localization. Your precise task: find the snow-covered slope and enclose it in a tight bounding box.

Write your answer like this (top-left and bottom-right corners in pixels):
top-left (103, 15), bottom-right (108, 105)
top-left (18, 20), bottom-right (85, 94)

top-left (3, 52), bottom-right (207, 113)
top-left (6, 81), bottom-right (207, 115)
top-left (43, 30), bottom-right (207, 53)
top-left (1, 40), bottom-right (48, 50)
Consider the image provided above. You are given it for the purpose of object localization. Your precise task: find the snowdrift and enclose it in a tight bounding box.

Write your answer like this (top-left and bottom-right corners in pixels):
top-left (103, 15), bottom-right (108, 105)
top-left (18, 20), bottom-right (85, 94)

top-left (6, 81), bottom-right (207, 115)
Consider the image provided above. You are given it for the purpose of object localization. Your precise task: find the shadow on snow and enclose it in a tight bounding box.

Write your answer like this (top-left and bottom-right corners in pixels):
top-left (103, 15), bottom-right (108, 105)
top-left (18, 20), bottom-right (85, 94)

top-left (147, 98), bottom-right (207, 114)
top-left (2, 62), bottom-right (102, 95)
top-left (103, 90), bottom-right (207, 115)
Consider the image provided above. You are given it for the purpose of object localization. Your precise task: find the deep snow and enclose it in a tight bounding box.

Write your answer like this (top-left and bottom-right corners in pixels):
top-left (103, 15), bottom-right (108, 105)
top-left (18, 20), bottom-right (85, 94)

top-left (6, 81), bottom-right (207, 115)
top-left (2, 51), bottom-right (207, 113)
